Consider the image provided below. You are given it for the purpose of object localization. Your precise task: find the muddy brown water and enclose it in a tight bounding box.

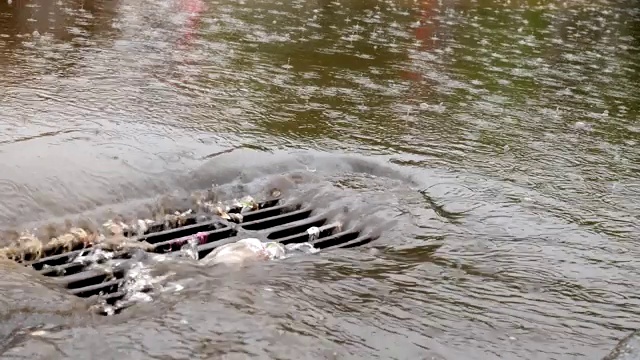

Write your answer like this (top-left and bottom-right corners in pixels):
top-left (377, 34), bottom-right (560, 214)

top-left (0, 0), bottom-right (639, 358)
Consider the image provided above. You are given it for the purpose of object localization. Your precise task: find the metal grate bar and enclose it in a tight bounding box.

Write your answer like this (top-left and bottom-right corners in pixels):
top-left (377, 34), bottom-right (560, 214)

top-left (241, 207), bottom-right (313, 230)
top-left (150, 227), bottom-right (237, 253)
top-left (69, 279), bottom-right (123, 297)
top-left (266, 215), bottom-right (328, 240)
top-left (137, 219), bottom-right (225, 245)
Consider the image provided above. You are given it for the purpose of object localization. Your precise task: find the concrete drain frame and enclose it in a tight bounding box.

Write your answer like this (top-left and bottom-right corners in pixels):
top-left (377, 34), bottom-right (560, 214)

top-left (17, 196), bottom-right (375, 314)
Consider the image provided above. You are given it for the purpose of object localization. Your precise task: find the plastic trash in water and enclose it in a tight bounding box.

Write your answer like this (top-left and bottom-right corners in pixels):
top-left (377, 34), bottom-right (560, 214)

top-left (201, 238), bottom-right (271, 265)
top-left (306, 226), bottom-right (320, 241)
top-left (264, 241), bottom-right (286, 259)
top-left (72, 248), bottom-right (114, 265)
top-left (285, 242), bottom-right (320, 255)
top-left (201, 237), bottom-right (318, 265)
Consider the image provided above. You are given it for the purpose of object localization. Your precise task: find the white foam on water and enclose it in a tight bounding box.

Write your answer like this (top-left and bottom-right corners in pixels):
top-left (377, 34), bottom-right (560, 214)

top-left (94, 235), bottom-right (321, 315)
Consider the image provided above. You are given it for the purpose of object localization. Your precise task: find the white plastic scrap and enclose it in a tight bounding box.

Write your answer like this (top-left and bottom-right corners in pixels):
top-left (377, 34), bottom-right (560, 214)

top-left (238, 195), bottom-right (256, 213)
top-left (202, 237), bottom-right (321, 266)
top-left (264, 241), bottom-right (286, 259)
top-left (306, 226), bottom-right (320, 241)
top-left (73, 248), bottom-right (114, 265)
top-left (285, 242), bottom-right (320, 255)
top-left (202, 238), bottom-right (284, 265)
top-left (102, 305), bottom-right (115, 316)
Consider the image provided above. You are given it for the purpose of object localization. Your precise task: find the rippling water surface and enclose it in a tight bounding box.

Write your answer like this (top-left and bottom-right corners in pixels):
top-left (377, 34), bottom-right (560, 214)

top-left (0, 0), bottom-right (639, 358)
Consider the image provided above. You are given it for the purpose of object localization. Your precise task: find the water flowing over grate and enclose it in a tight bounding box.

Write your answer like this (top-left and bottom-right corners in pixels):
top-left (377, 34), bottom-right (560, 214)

top-left (14, 196), bottom-right (375, 314)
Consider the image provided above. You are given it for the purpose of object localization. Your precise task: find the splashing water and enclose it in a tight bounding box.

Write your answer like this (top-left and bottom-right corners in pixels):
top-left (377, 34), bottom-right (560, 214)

top-left (176, 235), bottom-right (201, 261)
top-left (284, 242), bottom-right (320, 256)
top-left (91, 229), bottom-right (322, 315)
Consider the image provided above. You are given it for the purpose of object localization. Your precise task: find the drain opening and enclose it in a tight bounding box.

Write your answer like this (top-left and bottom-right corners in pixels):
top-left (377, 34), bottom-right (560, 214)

top-left (9, 195), bottom-right (377, 314)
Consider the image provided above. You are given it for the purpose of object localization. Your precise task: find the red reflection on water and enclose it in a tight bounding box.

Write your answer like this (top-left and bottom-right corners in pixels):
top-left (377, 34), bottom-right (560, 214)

top-left (176, 0), bottom-right (205, 48)
top-left (402, 0), bottom-right (440, 83)
top-left (415, 0), bottom-right (439, 51)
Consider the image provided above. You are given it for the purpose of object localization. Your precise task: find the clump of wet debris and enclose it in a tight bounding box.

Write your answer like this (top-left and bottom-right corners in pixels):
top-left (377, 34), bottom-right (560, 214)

top-left (0, 186), bottom-right (274, 263)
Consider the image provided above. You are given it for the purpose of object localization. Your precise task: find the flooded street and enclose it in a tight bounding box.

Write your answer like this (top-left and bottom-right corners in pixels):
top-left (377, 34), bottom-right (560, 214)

top-left (0, 0), bottom-right (639, 358)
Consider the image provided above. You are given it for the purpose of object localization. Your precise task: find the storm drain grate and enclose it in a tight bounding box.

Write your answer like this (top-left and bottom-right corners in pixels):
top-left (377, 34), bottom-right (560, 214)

top-left (17, 197), bottom-right (375, 313)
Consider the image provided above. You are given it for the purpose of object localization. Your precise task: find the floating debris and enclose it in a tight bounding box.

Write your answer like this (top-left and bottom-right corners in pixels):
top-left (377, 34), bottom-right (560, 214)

top-left (102, 219), bottom-right (128, 236)
top-left (163, 209), bottom-right (193, 229)
top-left (95, 235), bottom-right (155, 253)
top-left (0, 227), bottom-right (97, 262)
top-left (200, 195), bottom-right (259, 222)
top-left (0, 194), bottom-right (269, 262)
top-left (73, 248), bottom-right (114, 265)
top-left (201, 238), bottom-right (278, 265)
top-left (307, 226), bottom-right (320, 241)
top-left (200, 237), bottom-right (318, 266)
top-left (285, 242), bottom-right (320, 255)
top-left (264, 241), bottom-right (286, 259)
top-left (93, 261), bottom-right (175, 315)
